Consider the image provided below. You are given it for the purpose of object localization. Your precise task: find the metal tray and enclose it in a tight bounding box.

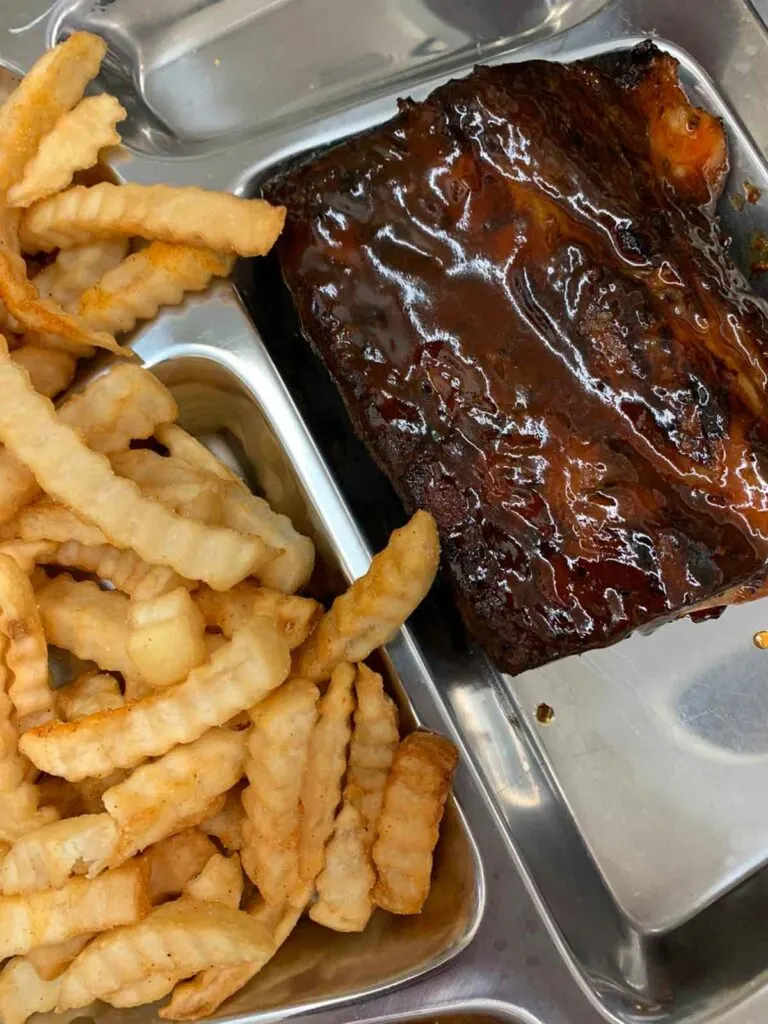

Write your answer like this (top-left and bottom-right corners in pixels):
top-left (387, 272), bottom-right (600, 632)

top-left (7, 1), bottom-right (768, 1023)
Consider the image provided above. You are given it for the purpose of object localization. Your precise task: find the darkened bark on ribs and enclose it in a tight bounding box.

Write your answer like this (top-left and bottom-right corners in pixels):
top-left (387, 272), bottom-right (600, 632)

top-left (265, 43), bottom-right (768, 675)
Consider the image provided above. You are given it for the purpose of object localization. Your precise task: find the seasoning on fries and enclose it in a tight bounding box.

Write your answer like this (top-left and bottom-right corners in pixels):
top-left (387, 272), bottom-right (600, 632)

top-left (0, 28), bottom-right (458, 1024)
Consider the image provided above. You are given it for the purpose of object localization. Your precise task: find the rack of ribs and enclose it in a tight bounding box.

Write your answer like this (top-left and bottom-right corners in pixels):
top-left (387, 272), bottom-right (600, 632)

top-left (265, 42), bottom-right (768, 675)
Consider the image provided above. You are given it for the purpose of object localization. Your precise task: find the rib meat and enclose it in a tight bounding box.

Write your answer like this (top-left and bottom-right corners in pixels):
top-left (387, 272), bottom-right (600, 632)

top-left (266, 43), bottom-right (768, 675)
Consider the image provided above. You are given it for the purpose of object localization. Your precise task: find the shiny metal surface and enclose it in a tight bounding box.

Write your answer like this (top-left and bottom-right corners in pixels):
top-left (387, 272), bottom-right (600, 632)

top-left (5, 2), bottom-right (768, 1024)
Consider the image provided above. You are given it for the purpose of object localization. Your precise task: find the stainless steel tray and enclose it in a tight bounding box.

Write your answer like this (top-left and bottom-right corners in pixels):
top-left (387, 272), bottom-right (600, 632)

top-left (6, 1), bottom-right (768, 1023)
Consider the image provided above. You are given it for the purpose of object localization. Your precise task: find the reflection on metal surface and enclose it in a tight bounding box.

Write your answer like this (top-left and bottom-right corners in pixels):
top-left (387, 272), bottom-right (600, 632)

top-left (127, 292), bottom-right (484, 1017)
top-left (51, 0), bottom-right (611, 154)
top-left (6, 1), bottom-right (768, 1023)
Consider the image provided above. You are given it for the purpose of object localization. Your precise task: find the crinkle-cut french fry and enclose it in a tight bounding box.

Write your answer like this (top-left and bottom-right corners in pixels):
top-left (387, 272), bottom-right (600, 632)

top-left (106, 971), bottom-right (181, 1009)
top-left (0, 957), bottom-right (61, 1024)
top-left (8, 94), bottom-right (126, 209)
top-left (107, 845), bottom-right (244, 1016)
top-left (142, 830), bottom-right (217, 904)
top-left (17, 499), bottom-right (108, 546)
top-left (21, 620), bottom-right (290, 780)
top-left (298, 663), bottom-right (355, 893)
top-left (58, 897), bottom-right (275, 1010)
top-left (155, 423), bottom-right (240, 483)
top-left (294, 510), bottom-right (440, 682)
top-left (372, 732), bottom-right (458, 915)
top-left (201, 788), bottom-right (245, 852)
top-left (127, 587), bottom-right (206, 689)
top-left (310, 799), bottom-right (374, 932)
top-left (0, 449), bottom-right (39, 525)
top-left (184, 853), bottom-right (243, 910)
top-left (159, 898), bottom-right (303, 1021)
top-left (52, 540), bottom-right (187, 600)
top-left (195, 582), bottom-right (322, 650)
top-left (0, 552), bottom-right (51, 719)
top-left (312, 665), bottom-right (397, 930)
top-left (0, 813), bottom-right (118, 895)
top-left (103, 728), bottom-right (248, 865)
top-left (216, 484), bottom-right (315, 595)
top-left (0, 33), bottom-right (106, 200)
top-left (347, 663), bottom-right (399, 840)
top-left (71, 241), bottom-right (234, 335)
top-left (113, 447), bottom-right (314, 594)
top-left (10, 344), bottom-right (75, 397)
top-left (33, 239), bottom-right (129, 306)
top-left (0, 249), bottom-right (123, 354)
top-left (36, 574), bottom-right (138, 682)
top-left (241, 678), bottom-right (319, 902)
top-left (58, 363), bottom-right (177, 455)
top-left (0, 362), bottom-right (177, 527)
top-left (111, 448), bottom-right (226, 523)
top-left (0, 344), bottom-right (272, 589)
top-left (56, 672), bottom-right (122, 721)
top-left (0, 539), bottom-right (54, 573)
top-left (21, 182), bottom-right (286, 257)
top-left (0, 343), bottom-right (271, 588)
top-left (27, 933), bottom-right (92, 981)
top-left (0, 858), bottom-right (150, 958)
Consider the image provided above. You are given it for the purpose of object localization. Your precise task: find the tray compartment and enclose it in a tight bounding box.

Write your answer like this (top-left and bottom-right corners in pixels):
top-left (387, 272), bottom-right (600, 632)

top-left (235, 36), bottom-right (768, 1022)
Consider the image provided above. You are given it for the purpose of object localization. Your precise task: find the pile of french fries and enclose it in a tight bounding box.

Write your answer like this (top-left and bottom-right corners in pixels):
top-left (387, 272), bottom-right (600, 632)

top-left (0, 30), bottom-right (458, 1024)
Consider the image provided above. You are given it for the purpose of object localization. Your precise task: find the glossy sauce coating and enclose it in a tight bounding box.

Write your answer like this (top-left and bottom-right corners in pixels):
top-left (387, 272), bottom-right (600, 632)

top-left (268, 44), bottom-right (768, 674)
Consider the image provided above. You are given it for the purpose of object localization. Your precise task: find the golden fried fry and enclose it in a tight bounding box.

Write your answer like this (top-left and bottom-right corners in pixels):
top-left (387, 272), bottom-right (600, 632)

top-left (26, 933), bottom-right (92, 981)
top-left (0, 344), bottom-right (272, 588)
top-left (72, 241), bottom-right (234, 335)
top-left (241, 678), bottom-right (319, 902)
top-left (294, 510), bottom-right (439, 681)
top-left (103, 728), bottom-right (248, 864)
top-left (200, 788), bottom-right (244, 852)
top-left (0, 450), bottom-right (39, 525)
top-left (142, 830), bottom-right (217, 904)
top-left (159, 898), bottom-right (302, 1021)
top-left (8, 94), bottom-right (125, 208)
top-left (36, 574), bottom-right (138, 681)
top-left (0, 957), bottom-right (60, 1024)
top-left (127, 586), bottom-right (206, 689)
top-left (195, 582), bottom-right (322, 649)
top-left (298, 663), bottom-right (355, 892)
top-left (203, 632), bottom-right (228, 660)
top-left (0, 362), bottom-right (177, 526)
top-left (0, 813), bottom-right (118, 894)
top-left (17, 499), bottom-right (108, 546)
top-left (58, 362), bottom-right (177, 454)
top-left (45, 540), bottom-right (187, 600)
top-left (10, 344), bottom-right (75, 397)
top-left (33, 239), bottom-right (129, 306)
top-left (184, 853), bottom-right (243, 910)
top-left (372, 732), bottom-right (457, 915)
top-left (312, 666), bottom-right (398, 930)
top-left (310, 800), bottom-right (374, 932)
top-left (0, 250), bottom-right (123, 354)
top-left (113, 447), bottom-right (312, 592)
top-left (0, 668), bottom-right (52, 841)
top-left (347, 663), bottom-right (399, 840)
top-left (217, 484), bottom-right (314, 594)
top-left (0, 540), bottom-right (54, 574)
top-left (21, 182), bottom-right (286, 257)
top-left (111, 447), bottom-right (226, 523)
top-left (58, 898), bottom-right (274, 1010)
top-left (56, 672), bottom-right (122, 721)
top-left (0, 33), bottom-right (106, 200)
top-left (0, 858), bottom-right (149, 958)
top-left (21, 621), bottom-right (290, 780)
top-left (155, 423), bottom-right (240, 483)
top-left (106, 972), bottom-right (181, 1009)
top-left (0, 552), bottom-right (51, 718)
